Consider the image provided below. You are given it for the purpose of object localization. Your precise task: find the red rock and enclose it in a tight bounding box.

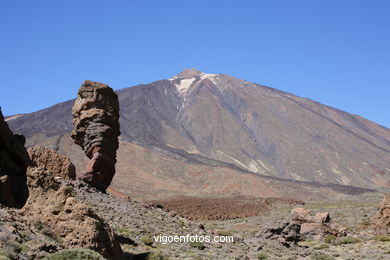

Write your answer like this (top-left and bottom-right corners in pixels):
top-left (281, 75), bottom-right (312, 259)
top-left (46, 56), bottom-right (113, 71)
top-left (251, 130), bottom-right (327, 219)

top-left (71, 80), bottom-right (120, 192)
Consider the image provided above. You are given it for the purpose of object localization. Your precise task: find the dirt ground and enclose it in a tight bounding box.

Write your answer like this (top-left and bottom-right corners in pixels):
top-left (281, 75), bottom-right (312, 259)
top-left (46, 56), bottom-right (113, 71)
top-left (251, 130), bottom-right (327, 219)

top-left (146, 196), bottom-right (304, 220)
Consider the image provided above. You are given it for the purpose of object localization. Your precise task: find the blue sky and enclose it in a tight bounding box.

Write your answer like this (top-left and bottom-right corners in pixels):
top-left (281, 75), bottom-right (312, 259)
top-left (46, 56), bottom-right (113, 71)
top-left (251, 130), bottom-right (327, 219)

top-left (1, 0), bottom-right (389, 127)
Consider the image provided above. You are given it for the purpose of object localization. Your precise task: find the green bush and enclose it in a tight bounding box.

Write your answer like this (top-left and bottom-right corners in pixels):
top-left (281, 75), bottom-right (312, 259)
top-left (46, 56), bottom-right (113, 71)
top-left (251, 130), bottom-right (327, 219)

top-left (256, 251), bottom-right (268, 259)
top-left (338, 236), bottom-right (360, 244)
top-left (310, 251), bottom-right (335, 260)
top-left (42, 248), bottom-right (105, 260)
top-left (116, 227), bottom-right (133, 237)
top-left (189, 241), bottom-right (205, 250)
top-left (141, 235), bottom-right (153, 246)
top-left (323, 235), bottom-right (336, 244)
top-left (20, 243), bottom-right (30, 253)
top-left (374, 235), bottom-right (390, 242)
top-left (0, 250), bottom-right (14, 259)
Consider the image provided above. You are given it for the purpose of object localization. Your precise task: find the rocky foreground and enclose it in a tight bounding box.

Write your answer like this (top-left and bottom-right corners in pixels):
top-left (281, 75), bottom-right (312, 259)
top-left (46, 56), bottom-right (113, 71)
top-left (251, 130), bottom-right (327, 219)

top-left (1, 165), bottom-right (390, 260)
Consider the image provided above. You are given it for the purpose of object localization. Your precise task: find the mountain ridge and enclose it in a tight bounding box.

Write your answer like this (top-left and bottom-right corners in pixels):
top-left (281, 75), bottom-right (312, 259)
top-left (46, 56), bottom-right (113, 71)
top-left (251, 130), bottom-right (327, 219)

top-left (6, 70), bottom-right (390, 198)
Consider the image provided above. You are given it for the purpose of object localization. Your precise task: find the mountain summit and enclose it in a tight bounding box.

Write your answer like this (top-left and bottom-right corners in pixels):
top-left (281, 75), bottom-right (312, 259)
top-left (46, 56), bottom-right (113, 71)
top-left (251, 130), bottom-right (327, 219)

top-left (173, 68), bottom-right (204, 79)
top-left (169, 68), bottom-right (218, 95)
top-left (7, 70), bottom-right (390, 199)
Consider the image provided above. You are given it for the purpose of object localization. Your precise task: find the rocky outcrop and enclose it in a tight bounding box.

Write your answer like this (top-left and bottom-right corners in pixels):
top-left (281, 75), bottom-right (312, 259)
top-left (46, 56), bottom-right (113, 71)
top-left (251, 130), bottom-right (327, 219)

top-left (20, 166), bottom-right (123, 259)
top-left (0, 108), bottom-right (30, 208)
top-left (290, 208), bottom-right (346, 238)
top-left (291, 208), bottom-right (331, 223)
top-left (260, 208), bottom-right (346, 247)
top-left (28, 146), bottom-right (76, 180)
top-left (71, 80), bottom-right (120, 192)
top-left (262, 221), bottom-right (301, 247)
top-left (372, 194), bottom-right (390, 234)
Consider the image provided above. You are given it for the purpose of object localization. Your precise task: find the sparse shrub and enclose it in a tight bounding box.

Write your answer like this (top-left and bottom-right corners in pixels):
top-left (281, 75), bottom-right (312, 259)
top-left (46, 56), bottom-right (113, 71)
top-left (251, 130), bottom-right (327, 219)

top-left (374, 235), bottom-right (390, 242)
top-left (217, 230), bottom-right (235, 236)
top-left (141, 235), bottom-right (153, 246)
top-left (42, 248), bottom-right (104, 260)
top-left (0, 250), bottom-right (10, 257)
top-left (20, 243), bottom-right (30, 253)
top-left (256, 251), bottom-right (268, 259)
top-left (33, 220), bottom-right (44, 230)
top-left (315, 243), bottom-right (330, 250)
top-left (337, 236), bottom-right (360, 244)
top-left (360, 220), bottom-right (370, 226)
top-left (116, 227), bottom-right (133, 237)
top-left (4, 240), bottom-right (21, 253)
top-left (324, 235), bottom-right (336, 244)
top-left (41, 226), bottom-right (55, 237)
top-left (40, 226), bottom-right (62, 243)
top-left (0, 250), bottom-right (15, 260)
top-left (177, 219), bottom-right (185, 227)
top-left (310, 251), bottom-right (335, 260)
top-left (189, 241), bottom-right (205, 250)
top-left (300, 239), bottom-right (318, 247)
top-left (146, 252), bottom-right (169, 260)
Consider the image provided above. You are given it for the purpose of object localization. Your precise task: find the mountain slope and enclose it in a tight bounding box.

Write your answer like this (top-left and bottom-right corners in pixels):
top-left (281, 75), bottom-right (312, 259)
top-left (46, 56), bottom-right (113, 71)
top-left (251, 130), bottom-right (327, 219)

top-left (7, 69), bottom-right (390, 197)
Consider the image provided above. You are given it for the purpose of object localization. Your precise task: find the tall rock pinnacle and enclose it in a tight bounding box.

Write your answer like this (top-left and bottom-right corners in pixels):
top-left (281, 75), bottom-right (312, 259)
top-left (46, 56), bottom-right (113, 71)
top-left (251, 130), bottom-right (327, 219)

top-left (71, 80), bottom-right (120, 192)
top-left (0, 108), bottom-right (30, 207)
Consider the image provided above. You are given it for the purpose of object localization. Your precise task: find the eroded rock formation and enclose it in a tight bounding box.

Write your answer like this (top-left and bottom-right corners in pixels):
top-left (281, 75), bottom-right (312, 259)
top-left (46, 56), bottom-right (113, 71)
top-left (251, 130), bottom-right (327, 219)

top-left (372, 194), bottom-right (390, 234)
top-left (0, 108), bottom-right (30, 207)
top-left (28, 146), bottom-right (76, 180)
top-left (260, 208), bottom-right (347, 247)
top-left (20, 166), bottom-right (123, 259)
top-left (71, 80), bottom-right (120, 192)
top-left (290, 208), bottom-right (346, 238)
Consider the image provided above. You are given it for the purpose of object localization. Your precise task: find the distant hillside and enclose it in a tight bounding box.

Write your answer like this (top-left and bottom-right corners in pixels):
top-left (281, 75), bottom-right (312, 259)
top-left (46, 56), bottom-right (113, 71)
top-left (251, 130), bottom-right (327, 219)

top-left (7, 69), bottom-right (390, 199)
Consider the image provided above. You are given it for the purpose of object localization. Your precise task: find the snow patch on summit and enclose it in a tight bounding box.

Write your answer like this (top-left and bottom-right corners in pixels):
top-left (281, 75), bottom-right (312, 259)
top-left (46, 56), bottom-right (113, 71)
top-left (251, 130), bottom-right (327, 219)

top-left (169, 70), bottom-right (219, 95)
top-left (175, 78), bottom-right (196, 93)
top-left (200, 73), bottom-right (218, 84)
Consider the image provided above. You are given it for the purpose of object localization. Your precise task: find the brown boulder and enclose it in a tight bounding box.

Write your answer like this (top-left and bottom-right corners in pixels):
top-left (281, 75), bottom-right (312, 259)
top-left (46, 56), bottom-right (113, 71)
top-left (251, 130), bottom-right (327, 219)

top-left (372, 193), bottom-right (390, 234)
top-left (313, 212), bottom-right (331, 224)
top-left (28, 146), bottom-right (76, 179)
top-left (0, 108), bottom-right (30, 207)
top-left (300, 223), bottom-right (324, 234)
top-left (289, 208), bottom-right (340, 237)
top-left (20, 166), bottom-right (123, 259)
top-left (71, 80), bottom-right (120, 192)
top-left (291, 207), bottom-right (311, 222)
top-left (291, 208), bottom-right (331, 224)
